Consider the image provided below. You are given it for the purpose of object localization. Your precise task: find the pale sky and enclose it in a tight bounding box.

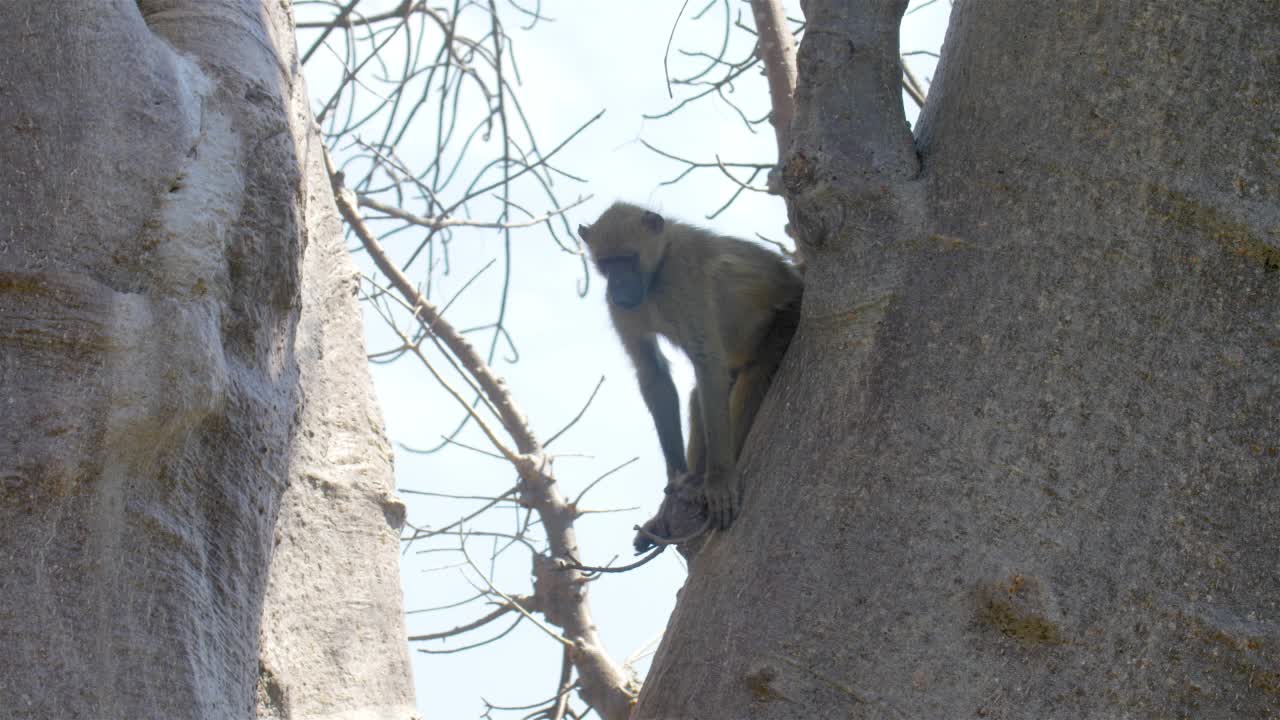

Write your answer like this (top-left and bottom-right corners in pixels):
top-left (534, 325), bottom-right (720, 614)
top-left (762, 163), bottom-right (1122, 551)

top-left (301, 2), bottom-right (949, 716)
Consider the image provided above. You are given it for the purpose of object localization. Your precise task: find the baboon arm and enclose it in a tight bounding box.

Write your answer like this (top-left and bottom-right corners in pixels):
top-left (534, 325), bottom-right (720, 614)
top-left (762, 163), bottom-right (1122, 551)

top-left (691, 344), bottom-right (737, 529)
top-left (693, 285), bottom-right (735, 477)
top-left (691, 275), bottom-right (743, 528)
top-left (625, 333), bottom-right (688, 480)
top-left (691, 350), bottom-right (733, 476)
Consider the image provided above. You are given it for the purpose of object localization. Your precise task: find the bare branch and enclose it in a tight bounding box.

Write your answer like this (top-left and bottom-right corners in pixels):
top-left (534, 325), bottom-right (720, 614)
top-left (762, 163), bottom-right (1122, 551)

top-left (642, 139), bottom-right (772, 182)
top-left (749, 0), bottom-right (798, 153)
top-left (543, 376), bottom-right (606, 448)
top-left (461, 541), bottom-right (573, 647)
top-left (359, 194), bottom-right (591, 231)
top-left (661, 0), bottom-right (694, 98)
top-left (714, 155), bottom-right (770, 194)
top-left (416, 615), bottom-right (524, 654)
top-left (403, 488), bottom-right (519, 543)
top-left (906, 0), bottom-right (943, 16)
top-left (358, 279), bottom-right (514, 456)
top-left (306, 5), bottom-right (654, 716)
top-left (572, 457), bottom-right (639, 508)
top-left (633, 517), bottom-right (713, 549)
top-left (300, 0), bottom-right (362, 64)
top-left (327, 151), bottom-right (539, 454)
top-left (551, 645), bottom-right (574, 720)
top-left (399, 489), bottom-right (520, 503)
top-left (557, 547), bottom-right (667, 576)
top-left (432, 434), bottom-right (511, 461)
top-left (902, 60), bottom-right (928, 108)
top-left (408, 599), bottom-right (522, 642)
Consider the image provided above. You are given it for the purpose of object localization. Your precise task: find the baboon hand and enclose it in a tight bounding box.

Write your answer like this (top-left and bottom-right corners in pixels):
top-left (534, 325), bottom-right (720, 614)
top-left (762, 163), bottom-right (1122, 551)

top-left (702, 470), bottom-right (739, 530)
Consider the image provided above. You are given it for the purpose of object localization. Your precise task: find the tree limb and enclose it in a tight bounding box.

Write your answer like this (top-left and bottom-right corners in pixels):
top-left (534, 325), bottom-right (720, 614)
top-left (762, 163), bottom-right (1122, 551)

top-left (749, 0), bottom-right (799, 154)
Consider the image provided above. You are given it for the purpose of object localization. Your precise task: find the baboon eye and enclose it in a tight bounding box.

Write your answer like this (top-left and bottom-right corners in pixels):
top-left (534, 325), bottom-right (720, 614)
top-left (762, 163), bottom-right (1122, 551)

top-left (597, 255), bottom-right (637, 274)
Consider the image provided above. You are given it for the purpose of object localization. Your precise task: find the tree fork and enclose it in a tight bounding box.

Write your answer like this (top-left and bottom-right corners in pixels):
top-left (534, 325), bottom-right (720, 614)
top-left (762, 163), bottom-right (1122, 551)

top-left (782, 0), bottom-right (922, 326)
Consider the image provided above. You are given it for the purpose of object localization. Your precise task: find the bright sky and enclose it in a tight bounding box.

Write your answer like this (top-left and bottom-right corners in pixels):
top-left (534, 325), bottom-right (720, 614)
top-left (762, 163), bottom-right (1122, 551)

top-left (302, 2), bottom-right (949, 716)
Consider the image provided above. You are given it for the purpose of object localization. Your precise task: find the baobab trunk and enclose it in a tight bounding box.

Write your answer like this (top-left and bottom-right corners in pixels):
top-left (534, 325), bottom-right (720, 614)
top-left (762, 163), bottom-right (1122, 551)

top-left (0, 2), bottom-right (415, 718)
top-left (636, 1), bottom-right (1279, 718)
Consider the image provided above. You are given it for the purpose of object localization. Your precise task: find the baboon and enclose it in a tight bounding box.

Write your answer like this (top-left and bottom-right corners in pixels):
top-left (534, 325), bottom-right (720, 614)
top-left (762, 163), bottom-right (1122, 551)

top-left (577, 202), bottom-right (802, 547)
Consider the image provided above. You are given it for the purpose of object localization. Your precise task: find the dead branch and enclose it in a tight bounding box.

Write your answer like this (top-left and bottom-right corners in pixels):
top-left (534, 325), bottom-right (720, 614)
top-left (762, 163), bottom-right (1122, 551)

top-left (407, 598), bottom-right (524, 642)
top-left (749, 0), bottom-right (798, 153)
top-left (556, 547), bottom-right (667, 576)
top-left (327, 153), bottom-right (637, 720)
top-left (358, 194), bottom-right (591, 231)
top-left (902, 60), bottom-right (927, 108)
top-left (329, 149), bottom-right (539, 454)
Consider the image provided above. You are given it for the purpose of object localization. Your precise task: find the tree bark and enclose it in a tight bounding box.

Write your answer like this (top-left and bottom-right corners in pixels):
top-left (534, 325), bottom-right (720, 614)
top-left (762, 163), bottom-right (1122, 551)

top-left (635, 0), bottom-right (1279, 718)
top-left (0, 2), bottom-right (414, 718)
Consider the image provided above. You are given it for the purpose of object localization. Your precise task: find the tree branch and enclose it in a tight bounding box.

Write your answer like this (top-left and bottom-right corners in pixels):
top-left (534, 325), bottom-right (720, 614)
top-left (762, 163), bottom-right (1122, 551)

top-left (326, 151), bottom-right (636, 719)
top-left (749, 0), bottom-right (799, 154)
top-left (328, 147), bottom-right (539, 455)
top-left (408, 599), bottom-right (524, 642)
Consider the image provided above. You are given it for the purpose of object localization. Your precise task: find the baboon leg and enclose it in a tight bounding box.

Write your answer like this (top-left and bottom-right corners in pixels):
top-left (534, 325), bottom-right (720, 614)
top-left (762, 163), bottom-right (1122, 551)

top-left (729, 298), bottom-right (799, 460)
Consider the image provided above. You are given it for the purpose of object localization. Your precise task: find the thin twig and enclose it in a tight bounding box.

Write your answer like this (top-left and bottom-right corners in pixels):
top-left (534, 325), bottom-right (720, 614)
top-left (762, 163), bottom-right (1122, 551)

top-left (544, 376), bottom-right (607, 448)
top-left (408, 600), bottom-right (520, 641)
top-left (327, 150), bottom-right (539, 455)
top-left (902, 61), bottom-right (928, 108)
top-left (460, 540), bottom-right (573, 647)
top-left (417, 615), bottom-right (524, 654)
top-left (662, 0), bottom-right (694, 98)
top-left (572, 457), bottom-right (639, 508)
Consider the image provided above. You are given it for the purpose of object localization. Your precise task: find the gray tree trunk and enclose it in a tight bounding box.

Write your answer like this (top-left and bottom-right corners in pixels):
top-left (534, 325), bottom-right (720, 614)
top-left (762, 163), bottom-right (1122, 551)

top-left (0, 2), bottom-right (415, 719)
top-left (636, 1), bottom-right (1279, 718)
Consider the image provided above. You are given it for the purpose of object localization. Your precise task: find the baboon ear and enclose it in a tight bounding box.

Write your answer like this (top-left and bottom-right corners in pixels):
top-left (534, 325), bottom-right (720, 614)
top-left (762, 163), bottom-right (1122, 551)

top-left (640, 211), bottom-right (665, 234)
top-left (577, 224), bottom-right (591, 240)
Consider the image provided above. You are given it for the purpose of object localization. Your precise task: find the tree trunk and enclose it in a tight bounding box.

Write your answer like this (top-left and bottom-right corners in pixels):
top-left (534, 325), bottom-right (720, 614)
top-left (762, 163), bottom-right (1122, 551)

top-left (635, 1), bottom-right (1279, 718)
top-left (0, 2), bottom-right (415, 718)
